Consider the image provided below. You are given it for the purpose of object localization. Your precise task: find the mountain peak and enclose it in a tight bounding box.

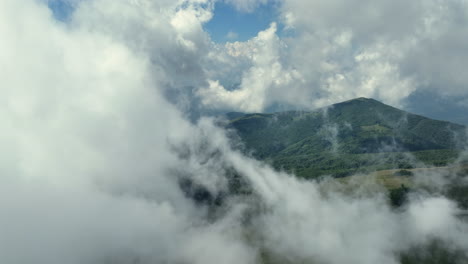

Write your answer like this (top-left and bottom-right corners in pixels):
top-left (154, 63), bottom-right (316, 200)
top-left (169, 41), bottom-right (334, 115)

top-left (327, 97), bottom-right (402, 118)
top-left (352, 97), bottom-right (373, 101)
top-left (228, 98), bottom-right (467, 178)
top-left (335, 97), bottom-right (384, 106)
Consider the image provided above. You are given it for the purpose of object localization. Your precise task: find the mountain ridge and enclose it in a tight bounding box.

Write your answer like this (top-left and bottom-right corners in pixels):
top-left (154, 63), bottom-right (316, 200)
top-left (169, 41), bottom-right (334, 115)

top-left (226, 97), bottom-right (467, 178)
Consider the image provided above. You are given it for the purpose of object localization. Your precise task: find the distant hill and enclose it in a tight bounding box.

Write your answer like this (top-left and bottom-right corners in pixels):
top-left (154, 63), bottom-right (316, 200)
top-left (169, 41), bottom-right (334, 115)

top-left (226, 98), bottom-right (468, 178)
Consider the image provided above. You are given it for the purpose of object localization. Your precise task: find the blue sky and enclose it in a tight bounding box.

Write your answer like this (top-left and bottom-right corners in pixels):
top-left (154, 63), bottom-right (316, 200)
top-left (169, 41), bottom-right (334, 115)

top-left (47, 0), bottom-right (74, 21)
top-left (48, 0), bottom-right (280, 43)
top-left (204, 1), bottom-right (279, 42)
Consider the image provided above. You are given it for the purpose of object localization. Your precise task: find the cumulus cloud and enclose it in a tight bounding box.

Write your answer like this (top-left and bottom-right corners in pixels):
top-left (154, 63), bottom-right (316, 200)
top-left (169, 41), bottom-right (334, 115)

top-left (198, 23), bottom-right (304, 112)
top-left (0, 1), bottom-right (250, 263)
top-left (1, 1), bottom-right (468, 264)
top-left (196, 0), bottom-right (468, 113)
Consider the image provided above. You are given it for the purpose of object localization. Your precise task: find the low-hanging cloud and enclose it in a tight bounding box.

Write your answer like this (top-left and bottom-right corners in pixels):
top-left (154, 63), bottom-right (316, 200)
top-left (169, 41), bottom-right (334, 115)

top-left (1, 1), bottom-right (468, 264)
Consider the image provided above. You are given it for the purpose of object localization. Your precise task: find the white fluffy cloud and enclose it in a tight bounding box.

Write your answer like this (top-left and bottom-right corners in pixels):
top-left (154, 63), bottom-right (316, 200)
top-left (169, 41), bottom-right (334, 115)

top-left (0, 1), bottom-right (254, 263)
top-left (198, 23), bottom-right (304, 112)
top-left (197, 0), bottom-right (468, 112)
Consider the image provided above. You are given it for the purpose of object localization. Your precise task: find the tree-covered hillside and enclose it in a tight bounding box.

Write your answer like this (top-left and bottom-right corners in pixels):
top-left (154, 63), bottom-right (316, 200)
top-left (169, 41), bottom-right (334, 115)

top-left (227, 98), bottom-right (467, 178)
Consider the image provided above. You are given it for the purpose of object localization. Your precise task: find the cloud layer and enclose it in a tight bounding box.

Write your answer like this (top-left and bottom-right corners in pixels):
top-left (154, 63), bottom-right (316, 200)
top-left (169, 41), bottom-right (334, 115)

top-left (198, 0), bottom-right (468, 113)
top-left (1, 1), bottom-right (468, 264)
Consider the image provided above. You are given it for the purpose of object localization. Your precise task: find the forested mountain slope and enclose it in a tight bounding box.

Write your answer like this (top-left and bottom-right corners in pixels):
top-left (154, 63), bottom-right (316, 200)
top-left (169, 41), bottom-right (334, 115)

top-left (227, 98), bottom-right (467, 178)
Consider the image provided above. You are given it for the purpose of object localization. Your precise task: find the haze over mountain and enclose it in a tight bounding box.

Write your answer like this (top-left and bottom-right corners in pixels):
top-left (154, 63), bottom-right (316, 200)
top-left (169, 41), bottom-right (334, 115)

top-left (228, 98), bottom-right (467, 177)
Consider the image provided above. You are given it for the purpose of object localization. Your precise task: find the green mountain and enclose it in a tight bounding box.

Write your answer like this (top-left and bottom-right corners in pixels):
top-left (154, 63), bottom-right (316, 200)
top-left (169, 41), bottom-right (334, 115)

top-left (227, 98), bottom-right (467, 178)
